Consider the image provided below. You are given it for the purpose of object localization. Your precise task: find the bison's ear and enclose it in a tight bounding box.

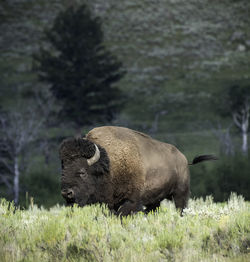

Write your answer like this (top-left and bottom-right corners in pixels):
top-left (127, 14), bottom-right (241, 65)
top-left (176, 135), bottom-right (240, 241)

top-left (59, 137), bottom-right (101, 164)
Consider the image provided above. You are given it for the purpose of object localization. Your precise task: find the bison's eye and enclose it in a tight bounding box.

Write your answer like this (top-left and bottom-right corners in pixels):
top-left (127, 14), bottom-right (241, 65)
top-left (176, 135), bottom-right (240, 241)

top-left (76, 171), bottom-right (88, 180)
top-left (80, 173), bottom-right (88, 180)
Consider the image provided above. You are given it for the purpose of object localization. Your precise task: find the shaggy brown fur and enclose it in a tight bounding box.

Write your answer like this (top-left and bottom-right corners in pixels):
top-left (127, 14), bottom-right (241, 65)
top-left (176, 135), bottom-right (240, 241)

top-left (59, 126), bottom-right (217, 215)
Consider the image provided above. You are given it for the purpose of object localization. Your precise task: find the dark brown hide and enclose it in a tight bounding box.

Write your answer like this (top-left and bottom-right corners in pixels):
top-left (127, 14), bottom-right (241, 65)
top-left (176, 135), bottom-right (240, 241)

top-left (59, 126), bottom-right (216, 215)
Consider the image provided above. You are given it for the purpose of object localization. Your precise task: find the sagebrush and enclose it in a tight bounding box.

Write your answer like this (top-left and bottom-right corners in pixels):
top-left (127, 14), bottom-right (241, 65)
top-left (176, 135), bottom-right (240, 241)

top-left (0, 193), bottom-right (249, 262)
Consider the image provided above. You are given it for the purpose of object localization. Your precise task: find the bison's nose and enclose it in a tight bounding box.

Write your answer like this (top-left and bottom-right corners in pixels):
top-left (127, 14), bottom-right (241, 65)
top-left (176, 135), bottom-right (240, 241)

top-left (61, 189), bottom-right (75, 199)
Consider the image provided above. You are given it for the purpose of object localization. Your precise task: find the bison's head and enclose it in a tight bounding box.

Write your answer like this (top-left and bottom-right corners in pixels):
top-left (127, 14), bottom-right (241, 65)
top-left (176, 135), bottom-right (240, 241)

top-left (59, 138), bottom-right (109, 207)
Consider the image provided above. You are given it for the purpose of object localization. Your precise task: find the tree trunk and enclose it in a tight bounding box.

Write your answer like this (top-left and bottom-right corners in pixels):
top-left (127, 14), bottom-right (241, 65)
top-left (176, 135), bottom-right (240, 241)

top-left (241, 113), bottom-right (249, 155)
top-left (242, 130), bottom-right (248, 154)
top-left (233, 109), bottom-right (249, 155)
top-left (14, 156), bottom-right (20, 205)
top-left (149, 110), bottom-right (167, 135)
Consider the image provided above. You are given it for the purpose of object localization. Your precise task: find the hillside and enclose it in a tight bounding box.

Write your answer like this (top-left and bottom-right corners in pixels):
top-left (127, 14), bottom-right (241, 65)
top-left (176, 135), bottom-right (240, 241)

top-left (0, 0), bottom-right (250, 206)
top-left (1, 0), bottom-right (250, 125)
top-left (88, 0), bottom-right (250, 129)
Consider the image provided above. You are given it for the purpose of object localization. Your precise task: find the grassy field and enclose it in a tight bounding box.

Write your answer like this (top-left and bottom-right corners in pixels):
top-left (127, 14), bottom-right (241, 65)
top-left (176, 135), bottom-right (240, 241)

top-left (0, 194), bottom-right (249, 262)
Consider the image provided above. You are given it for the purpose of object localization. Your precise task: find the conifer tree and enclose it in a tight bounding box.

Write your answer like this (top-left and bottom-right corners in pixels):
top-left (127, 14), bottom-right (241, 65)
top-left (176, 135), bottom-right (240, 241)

top-left (34, 4), bottom-right (125, 126)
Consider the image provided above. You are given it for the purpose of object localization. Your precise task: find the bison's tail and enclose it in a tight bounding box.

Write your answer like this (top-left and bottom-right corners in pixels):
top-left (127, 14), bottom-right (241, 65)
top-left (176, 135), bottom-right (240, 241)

top-left (189, 155), bottom-right (218, 165)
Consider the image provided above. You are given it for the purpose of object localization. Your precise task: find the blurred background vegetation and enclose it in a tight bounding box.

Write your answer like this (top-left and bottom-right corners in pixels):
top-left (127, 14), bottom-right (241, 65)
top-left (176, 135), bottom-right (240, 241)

top-left (0, 0), bottom-right (249, 208)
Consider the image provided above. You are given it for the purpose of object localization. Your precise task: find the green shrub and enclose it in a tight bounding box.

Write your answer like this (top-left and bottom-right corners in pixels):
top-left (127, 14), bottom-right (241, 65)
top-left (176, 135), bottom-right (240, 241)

top-left (19, 167), bottom-right (64, 208)
top-left (0, 194), bottom-right (249, 262)
top-left (190, 154), bottom-right (250, 201)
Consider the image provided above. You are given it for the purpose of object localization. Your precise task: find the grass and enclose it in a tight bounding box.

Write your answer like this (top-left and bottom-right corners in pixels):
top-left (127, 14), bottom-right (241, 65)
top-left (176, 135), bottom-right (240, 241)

top-left (0, 193), bottom-right (249, 262)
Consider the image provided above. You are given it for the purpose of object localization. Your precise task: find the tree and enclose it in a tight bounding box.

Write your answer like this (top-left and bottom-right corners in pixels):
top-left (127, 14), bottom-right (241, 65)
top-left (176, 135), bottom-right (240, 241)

top-left (0, 109), bottom-right (44, 204)
top-left (211, 82), bottom-right (250, 155)
top-left (229, 84), bottom-right (250, 154)
top-left (34, 4), bottom-right (125, 127)
top-left (211, 122), bottom-right (235, 156)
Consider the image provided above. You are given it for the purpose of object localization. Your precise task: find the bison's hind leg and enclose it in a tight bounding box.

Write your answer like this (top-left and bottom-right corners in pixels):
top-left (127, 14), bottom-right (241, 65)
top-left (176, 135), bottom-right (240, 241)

top-left (173, 189), bottom-right (190, 215)
top-left (144, 201), bottom-right (161, 214)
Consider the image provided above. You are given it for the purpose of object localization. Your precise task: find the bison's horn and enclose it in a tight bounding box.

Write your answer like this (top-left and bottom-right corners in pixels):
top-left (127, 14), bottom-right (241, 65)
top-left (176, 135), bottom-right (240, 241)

top-left (87, 144), bottom-right (100, 166)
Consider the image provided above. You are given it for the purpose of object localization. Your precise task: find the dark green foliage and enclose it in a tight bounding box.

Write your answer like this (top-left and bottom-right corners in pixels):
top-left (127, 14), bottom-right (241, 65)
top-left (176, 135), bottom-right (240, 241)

top-left (191, 154), bottom-right (250, 201)
top-left (228, 83), bottom-right (250, 113)
top-left (34, 4), bottom-right (125, 126)
top-left (215, 155), bottom-right (250, 201)
top-left (19, 167), bottom-right (63, 208)
top-left (211, 81), bottom-right (250, 118)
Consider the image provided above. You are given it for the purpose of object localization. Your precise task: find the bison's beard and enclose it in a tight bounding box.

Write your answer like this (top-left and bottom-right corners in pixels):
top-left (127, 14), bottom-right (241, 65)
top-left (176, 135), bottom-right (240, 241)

top-left (65, 198), bottom-right (76, 207)
top-left (64, 195), bottom-right (86, 207)
top-left (66, 194), bottom-right (98, 207)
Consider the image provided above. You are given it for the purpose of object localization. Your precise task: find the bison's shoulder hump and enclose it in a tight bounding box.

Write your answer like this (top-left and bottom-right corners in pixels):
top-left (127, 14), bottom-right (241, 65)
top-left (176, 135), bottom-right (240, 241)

top-left (131, 130), bottom-right (152, 139)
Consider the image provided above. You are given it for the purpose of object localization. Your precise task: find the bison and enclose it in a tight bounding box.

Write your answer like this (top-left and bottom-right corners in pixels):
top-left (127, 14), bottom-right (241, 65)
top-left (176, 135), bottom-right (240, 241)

top-left (60, 126), bottom-right (217, 215)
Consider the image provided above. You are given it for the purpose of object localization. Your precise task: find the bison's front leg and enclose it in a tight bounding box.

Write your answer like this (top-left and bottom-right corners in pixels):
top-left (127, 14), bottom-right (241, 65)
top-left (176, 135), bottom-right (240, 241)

top-left (116, 199), bottom-right (144, 216)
